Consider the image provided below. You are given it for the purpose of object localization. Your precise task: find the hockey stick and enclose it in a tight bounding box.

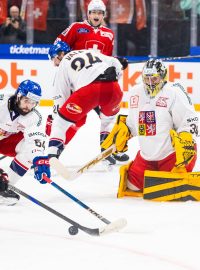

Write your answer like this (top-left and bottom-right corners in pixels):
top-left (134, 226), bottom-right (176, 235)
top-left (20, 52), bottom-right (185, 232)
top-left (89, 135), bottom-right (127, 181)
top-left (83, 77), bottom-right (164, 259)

top-left (8, 184), bottom-right (127, 236)
top-left (0, 155), bottom-right (6, 161)
top-left (49, 144), bottom-right (116, 180)
top-left (129, 54), bottom-right (200, 63)
top-left (43, 175), bottom-right (111, 224)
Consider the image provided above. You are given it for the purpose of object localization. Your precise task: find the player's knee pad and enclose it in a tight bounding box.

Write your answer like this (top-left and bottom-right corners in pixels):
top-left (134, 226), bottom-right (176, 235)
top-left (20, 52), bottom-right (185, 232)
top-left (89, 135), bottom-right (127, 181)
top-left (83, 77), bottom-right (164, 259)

top-left (117, 162), bottom-right (142, 198)
top-left (118, 163), bottom-right (130, 197)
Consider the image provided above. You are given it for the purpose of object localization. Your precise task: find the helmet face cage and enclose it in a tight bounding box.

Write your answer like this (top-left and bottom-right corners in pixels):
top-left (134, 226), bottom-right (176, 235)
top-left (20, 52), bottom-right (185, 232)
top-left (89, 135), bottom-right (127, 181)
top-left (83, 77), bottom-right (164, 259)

top-left (88, 0), bottom-right (106, 15)
top-left (48, 41), bottom-right (71, 60)
top-left (142, 59), bottom-right (167, 98)
top-left (16, 80), bottom-right (42, 105)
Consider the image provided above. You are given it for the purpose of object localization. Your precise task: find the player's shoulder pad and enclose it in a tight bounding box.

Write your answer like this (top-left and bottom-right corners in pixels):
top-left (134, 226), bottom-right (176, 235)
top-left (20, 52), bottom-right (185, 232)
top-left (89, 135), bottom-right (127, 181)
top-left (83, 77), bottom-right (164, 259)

top-left (171, 82), bottom-right (192, 105)
top-left (171, 82), bottom-right (185, 91)
top-left (22, 109), bottom-right (42, 127)
top-left (79, 21), bottom-right (88, 26)
top-left (32, 108), bottom-right (43, 127)
top-left (101, 25), bottom-right (114, 33)
top-left (60, 22), bottom-right (78, 36)
top-left (73, 21), bottom-right (91, 30)
top-left (71, 21), bottom-right (83, 28)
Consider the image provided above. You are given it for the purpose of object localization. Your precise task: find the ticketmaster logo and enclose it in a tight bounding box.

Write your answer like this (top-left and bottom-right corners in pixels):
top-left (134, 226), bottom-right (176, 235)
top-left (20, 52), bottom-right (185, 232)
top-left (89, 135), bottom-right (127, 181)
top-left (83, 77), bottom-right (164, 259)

top-left (10, 45), bottom-right (50, 54)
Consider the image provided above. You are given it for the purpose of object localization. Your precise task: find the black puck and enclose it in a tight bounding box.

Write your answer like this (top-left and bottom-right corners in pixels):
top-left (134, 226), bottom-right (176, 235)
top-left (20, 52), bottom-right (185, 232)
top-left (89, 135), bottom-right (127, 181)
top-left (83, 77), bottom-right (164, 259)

top-left (68, 226), bottom-right (79, 235)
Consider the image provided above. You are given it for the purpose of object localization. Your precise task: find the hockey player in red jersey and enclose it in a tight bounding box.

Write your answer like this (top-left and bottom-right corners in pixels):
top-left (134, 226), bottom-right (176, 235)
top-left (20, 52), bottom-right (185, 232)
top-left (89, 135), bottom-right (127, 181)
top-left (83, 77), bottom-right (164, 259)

top-left (55, 0), bottom-right (114, 56)
top-left (0, 80), bottom-right (51, 205)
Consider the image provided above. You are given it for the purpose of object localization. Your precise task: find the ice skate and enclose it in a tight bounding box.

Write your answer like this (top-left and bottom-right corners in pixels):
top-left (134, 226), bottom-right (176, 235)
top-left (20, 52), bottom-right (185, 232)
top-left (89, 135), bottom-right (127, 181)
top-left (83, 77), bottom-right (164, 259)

top-left (0, 189), bottom-right (20, 206)
top-left (113, 152), bottom-right (129, 163)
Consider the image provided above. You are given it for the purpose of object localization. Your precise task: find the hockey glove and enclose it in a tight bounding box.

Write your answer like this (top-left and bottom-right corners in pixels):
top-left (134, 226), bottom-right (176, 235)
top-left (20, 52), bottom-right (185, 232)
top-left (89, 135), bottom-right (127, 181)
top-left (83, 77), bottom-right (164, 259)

top-left (101, 115), bottom-right (131, 153)
top-left (170, 129), bottom-right (196, 167)
top-left (0, 168), bottom-right (9, 192)
top-left (32, 156), bottom-right (51, 184)
top-left (115, 57), bottom-right (128, 70)
top-left (45, 114), bottom-right (53, 136)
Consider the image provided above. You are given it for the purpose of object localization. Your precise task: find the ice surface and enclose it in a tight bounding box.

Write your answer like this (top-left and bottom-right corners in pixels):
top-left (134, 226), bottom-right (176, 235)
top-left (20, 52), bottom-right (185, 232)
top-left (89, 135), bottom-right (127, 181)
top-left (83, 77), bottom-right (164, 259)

top-left (0, 108), bottom-right (200, 270)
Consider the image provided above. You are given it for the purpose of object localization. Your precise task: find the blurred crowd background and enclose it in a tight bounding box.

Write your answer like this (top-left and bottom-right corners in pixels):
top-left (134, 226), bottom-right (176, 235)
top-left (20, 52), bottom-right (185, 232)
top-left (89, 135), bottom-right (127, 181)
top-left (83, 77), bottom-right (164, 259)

top-left (0, 0), bottom-right (200, 57)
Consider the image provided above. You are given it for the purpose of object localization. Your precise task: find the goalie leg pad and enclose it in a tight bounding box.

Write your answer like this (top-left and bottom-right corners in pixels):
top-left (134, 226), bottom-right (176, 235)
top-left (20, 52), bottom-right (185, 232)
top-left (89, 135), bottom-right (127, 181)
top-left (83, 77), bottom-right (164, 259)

top-left (144, 170), bottom-right (200, 201)
top-left (117, 162), bottom-right (143, 198)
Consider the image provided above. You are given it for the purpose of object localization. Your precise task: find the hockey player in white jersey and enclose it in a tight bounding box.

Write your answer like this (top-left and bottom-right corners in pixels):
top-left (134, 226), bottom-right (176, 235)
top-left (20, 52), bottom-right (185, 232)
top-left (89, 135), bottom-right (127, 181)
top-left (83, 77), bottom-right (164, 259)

top-left (101, 59), bottom-right (198, 197)
top-left (45, 47), bottom-right (125, 161)
top-left (0, 80), bottom-right (51, 205)
top-left (46, 41), bottom-right (129, 165)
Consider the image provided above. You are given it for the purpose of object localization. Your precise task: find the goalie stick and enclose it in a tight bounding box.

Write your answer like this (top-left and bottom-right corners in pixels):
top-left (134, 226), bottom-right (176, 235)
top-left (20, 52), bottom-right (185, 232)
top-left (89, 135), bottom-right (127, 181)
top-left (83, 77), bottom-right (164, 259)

top-left (49, 144), bottom-right (117, 180)
top-left (8, 184), bottom-right (127, 236)
top-left (43, 175), bottom-right (111, 224)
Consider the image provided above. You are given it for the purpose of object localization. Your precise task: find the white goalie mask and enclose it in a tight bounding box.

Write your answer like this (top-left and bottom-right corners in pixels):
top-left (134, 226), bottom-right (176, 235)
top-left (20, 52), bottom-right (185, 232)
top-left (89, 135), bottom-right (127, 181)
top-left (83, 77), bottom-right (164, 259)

top-left (142, 59), bottom-right (167, 98)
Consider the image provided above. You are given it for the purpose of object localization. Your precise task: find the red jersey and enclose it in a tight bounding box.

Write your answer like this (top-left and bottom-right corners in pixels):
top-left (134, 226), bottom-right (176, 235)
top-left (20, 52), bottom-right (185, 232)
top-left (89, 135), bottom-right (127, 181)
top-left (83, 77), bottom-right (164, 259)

top-left (55, 20), bottom-right (114, 56)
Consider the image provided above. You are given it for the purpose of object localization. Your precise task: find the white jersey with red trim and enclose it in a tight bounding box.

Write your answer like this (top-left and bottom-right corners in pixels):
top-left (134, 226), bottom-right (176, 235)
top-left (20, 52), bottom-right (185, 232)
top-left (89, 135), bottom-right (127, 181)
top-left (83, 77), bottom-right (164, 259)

top-left (126, 82), bottom-right (199, 161)
top-left (0, 94), bottom-right (46, 157)
top-left (54, 49), bottom-right (122, 109)
top-left (55, 20), bottom-right (114, 56)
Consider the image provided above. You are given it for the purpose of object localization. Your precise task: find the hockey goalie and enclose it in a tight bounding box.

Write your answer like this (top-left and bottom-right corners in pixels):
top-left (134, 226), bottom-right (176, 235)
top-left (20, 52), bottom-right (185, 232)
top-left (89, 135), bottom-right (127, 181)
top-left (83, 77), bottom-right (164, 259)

top-left (101, 59), bottom-right (199, 201)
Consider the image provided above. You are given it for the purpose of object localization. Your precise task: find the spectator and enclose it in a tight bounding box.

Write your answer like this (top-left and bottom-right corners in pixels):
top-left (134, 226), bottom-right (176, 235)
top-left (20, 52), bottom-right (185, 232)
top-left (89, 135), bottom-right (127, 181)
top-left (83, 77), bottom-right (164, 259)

top-left (48, 0), bottom-right (68, 18)
top-left (0, 5), bottom-right (26, 44)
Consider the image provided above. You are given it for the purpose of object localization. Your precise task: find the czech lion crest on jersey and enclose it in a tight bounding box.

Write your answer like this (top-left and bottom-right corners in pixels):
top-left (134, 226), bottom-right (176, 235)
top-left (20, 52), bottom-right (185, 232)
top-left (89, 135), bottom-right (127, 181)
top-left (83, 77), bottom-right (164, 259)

top-left (138, 111), bottom-right (156, 136)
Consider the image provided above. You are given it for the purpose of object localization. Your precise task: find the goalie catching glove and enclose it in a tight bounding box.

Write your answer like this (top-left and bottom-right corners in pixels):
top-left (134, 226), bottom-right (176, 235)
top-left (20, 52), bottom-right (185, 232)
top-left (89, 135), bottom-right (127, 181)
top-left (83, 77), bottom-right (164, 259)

top-left (101, 115), bottom-right (131, 153)
top-left (170, 129), bottom-right (196, 167)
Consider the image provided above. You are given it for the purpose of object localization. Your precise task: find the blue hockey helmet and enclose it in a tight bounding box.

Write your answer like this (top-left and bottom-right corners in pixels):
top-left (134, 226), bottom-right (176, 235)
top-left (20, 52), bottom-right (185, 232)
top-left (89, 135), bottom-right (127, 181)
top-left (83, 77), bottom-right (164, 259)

top-left (48, 41), bottom-right (71, 59)
top-left (16, 80), bottom-right (42, 103)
